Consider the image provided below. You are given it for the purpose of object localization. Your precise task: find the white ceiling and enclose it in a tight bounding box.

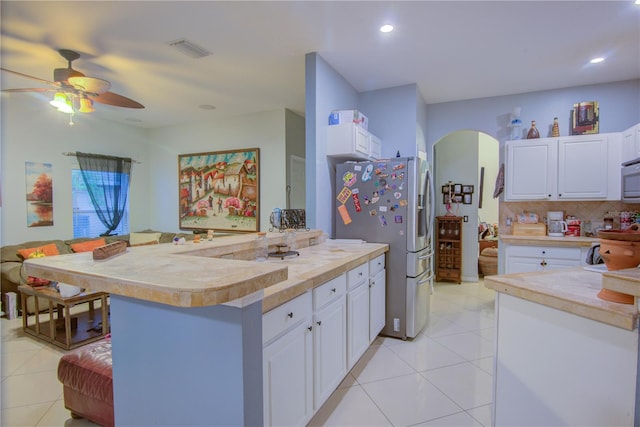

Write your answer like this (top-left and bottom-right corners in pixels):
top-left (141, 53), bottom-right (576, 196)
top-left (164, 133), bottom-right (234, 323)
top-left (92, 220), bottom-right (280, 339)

top-left (1, 1), bottom-right (639, 129)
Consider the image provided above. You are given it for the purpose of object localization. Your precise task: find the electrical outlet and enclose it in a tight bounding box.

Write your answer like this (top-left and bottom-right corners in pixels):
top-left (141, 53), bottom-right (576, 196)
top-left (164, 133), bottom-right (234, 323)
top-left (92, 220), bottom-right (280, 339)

top-left (393, 318), bottom-right (400, 331)
top-left (463, 215), bottom-right (469, 222)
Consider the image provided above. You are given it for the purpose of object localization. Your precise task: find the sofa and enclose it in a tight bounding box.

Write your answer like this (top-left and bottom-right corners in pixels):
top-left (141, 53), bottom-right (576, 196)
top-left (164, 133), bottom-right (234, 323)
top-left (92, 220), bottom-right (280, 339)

top-left (1, 230), bottom-right (194, 315)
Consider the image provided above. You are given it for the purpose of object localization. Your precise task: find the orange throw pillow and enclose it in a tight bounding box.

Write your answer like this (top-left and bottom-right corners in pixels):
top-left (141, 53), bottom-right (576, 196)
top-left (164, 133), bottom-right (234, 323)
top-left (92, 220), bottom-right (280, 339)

top-left (17, 243), bottom-right (60, 260)
top-left (70, 238), bottom-right (106, 253)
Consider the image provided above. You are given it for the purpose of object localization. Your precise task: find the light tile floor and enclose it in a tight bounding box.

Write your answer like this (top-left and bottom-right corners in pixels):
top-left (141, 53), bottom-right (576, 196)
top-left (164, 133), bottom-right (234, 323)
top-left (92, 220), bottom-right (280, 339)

top-left (1, 280), bottom-right (495, 426)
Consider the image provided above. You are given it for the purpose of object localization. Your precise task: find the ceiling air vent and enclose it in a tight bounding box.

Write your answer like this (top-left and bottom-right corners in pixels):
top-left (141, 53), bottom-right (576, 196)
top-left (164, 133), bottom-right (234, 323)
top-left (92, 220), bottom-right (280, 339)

top-left (168, 39), bottom-right (211, 59)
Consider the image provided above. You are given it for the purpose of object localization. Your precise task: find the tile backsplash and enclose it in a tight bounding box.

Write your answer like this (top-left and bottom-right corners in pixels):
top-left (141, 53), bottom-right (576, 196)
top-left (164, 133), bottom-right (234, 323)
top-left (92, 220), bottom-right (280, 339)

top-left (500, 201), bottom-right (640, 236)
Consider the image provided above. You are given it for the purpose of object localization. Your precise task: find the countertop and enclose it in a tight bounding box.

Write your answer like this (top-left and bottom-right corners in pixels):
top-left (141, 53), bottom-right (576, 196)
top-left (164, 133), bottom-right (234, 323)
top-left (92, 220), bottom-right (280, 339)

top-left (500, 235), bottom-right (598, 247)
top-left (484, 268), bottom-right (638, 330)
top-left (22, 230), bottom-right (388, 312)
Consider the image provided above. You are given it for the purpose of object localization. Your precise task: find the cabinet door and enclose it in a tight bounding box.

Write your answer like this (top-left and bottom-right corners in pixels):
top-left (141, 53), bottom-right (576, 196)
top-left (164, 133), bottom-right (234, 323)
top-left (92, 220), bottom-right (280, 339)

top-left (313, 295), bottom-right (347, 410)
top-left (505, 139), bottom-right (556, 200)
top-left (369, 134), bottom-right (382, 160)
top-left (354, 125), bottom-right (370, 157)
top-left (558, 135), bottom-right (608, 199)
top-left (263, 320), bottom-right (313, 427)
top-left (369, 269), bottom-right (386, 342)
top-left (347, 281), bottom-right (370, 370)
top-left (621, 124), bottom-right (640, 163)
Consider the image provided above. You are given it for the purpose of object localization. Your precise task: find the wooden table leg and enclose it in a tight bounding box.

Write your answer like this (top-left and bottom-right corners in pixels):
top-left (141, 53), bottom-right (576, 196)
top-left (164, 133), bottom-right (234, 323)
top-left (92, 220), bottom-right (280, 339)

top-left (64, 304), bottom-right (72, 349)
top-left (48, 300), bottom-right (54, 340)
top-left (21, 293), bottom-right (28, 331)
top-left (101, 295), bottom-right (109, 335)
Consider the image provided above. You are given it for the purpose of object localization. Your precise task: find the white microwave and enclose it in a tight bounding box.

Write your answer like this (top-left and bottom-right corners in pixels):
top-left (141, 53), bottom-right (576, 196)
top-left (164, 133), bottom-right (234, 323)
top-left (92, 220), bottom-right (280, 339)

top-left (622, 158), bottom-right (640, 201)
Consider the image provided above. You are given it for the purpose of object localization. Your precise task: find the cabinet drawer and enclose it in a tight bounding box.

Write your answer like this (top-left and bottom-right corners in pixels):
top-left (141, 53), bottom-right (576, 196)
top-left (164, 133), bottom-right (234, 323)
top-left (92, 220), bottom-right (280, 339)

top-left (313, 274), bottom-right (347, 310)
top-left (369, 254), bottom-right (385, 276)
top-left (263, 291), bottom-right (312, 345)
top-left (347, 263), bottom-right (368, 290)
top-left (437, 270), bottom-right (460, 280)
top-left (507, 245), bottom-right (581, 260)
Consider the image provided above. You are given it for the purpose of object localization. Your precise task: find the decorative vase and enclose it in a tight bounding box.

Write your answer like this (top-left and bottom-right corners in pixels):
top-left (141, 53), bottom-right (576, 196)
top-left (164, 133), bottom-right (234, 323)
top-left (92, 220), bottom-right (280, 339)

top-left (551, 117), bottom-right (560, 137)
top-left (527, 120), bottom-right (540, 139)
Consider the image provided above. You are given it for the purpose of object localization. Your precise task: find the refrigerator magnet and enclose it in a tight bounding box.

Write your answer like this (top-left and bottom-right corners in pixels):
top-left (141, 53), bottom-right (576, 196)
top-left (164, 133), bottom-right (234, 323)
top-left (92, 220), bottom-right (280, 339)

top-left (399, 199), bottom-right (408, 207)
top-left (363, 195), bottom-right (370, 205)
top-left (392, 163), bottom-right (405, 170)
top-left (395, 215), bottom-right (403, 223)
top-left (394, 192), bottom-right (402, 199)
top-left (369, 209), bottom-right (377, 216)
top-left (337, 186), bottom-right (352, 204)
top-left (379, 215), bottom-right (388, 226)
top-left (337, 204), bottom-right (352, 225)
top-left (352, 193), bottom-right (362, 212)
top-left (342, 171), bottom-right (357, 187)
top-left (371, 191), bottom-right (380, 204)
top-left (362, 164), bottom-right (373, 182)
top-left (379, 206), bottom-right (387, 212)
top-left (353, 165), bottom-right (362, 171)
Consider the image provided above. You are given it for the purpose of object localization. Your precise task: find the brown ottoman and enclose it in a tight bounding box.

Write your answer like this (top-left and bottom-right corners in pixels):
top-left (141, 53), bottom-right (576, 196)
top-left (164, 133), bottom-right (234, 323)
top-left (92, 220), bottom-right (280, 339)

top-left (57, 338), bottom-right (114, 427)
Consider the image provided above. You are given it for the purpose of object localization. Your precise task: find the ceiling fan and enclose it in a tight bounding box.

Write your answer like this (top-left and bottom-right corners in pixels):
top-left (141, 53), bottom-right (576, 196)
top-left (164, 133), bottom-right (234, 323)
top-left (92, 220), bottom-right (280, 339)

top-left (1, 48), bottom-right (144, 117)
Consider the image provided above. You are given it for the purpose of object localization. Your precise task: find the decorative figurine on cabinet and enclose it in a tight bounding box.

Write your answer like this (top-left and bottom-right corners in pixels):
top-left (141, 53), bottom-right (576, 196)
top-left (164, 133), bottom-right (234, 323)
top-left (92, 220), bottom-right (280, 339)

top-left (551, 117), bottom-right (560, 137)
top-left (527, 120), bottom-right (540, 139)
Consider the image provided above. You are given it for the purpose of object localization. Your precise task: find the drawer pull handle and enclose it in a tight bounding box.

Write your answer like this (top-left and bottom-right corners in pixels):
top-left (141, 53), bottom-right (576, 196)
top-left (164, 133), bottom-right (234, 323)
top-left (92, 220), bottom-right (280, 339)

top-left (308, 326), bottom-right (313, 332)
top-left (317, 321), bottom-right (322, 326)
top-left (359, 272), bottom-right (363, 276)
top-left (540, 260), bottom-right (547, 267)
top-left (331, 288), bottom-right (336, 293)
top-left (287, 312), bottom-right (294, 319)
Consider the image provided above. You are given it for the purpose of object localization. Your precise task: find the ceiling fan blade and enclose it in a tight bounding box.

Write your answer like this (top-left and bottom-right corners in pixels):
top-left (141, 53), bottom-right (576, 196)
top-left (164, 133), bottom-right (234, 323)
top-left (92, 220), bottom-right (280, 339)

top-left (2, 87), bottom-right (56, 93)
top-left (1, 67), bottom-right (58, 86)
top-left (88, 91), bottom-right (144, 109)
top-left (68, 76), bottom-right (111, 94)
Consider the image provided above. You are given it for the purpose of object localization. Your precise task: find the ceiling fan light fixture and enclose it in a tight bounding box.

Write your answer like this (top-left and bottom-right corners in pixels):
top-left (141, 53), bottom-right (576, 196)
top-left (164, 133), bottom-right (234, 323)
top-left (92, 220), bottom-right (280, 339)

top-left (50, 92), bottom-right (74, 114)
top-left (168, 38), bottom-right (211, 59)
top-left (78, 96), bottom-right (95, 113)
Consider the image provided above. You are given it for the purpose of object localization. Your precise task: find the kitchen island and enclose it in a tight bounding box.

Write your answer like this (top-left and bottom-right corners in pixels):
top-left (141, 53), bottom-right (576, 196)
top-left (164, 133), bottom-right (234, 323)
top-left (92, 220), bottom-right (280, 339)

top-left (23, 230), bottom-right (388, 426)
top-left (485, 268), bottom-right (639, 426)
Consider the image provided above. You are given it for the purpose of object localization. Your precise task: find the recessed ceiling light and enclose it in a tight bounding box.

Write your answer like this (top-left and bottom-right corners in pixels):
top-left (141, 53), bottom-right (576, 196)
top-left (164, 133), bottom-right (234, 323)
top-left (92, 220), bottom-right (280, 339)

top-left (199, 104), bottom-right (216, 110)
top-left (380, 24), bottom-right (394, 33)
top-left (636, 0), bottom-right (640, 5)
top-left (590, 57), bottom-right (605, 64)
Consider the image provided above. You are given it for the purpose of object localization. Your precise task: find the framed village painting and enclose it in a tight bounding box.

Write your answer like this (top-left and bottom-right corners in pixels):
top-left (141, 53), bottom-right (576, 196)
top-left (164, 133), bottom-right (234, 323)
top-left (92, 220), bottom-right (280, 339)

top-left (179, 148), bottom-right (259, 233)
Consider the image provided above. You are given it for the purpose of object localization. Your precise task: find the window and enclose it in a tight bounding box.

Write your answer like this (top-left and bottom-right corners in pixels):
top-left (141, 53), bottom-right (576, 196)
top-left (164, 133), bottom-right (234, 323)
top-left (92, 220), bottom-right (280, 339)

top-left (72, 169), bottom-right (130, 238)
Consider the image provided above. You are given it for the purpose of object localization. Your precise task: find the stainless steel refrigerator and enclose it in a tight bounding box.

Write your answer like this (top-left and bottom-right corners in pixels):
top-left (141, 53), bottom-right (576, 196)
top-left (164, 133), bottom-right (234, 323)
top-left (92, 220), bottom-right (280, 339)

top-left (335, 156), bottom-right (434, 339)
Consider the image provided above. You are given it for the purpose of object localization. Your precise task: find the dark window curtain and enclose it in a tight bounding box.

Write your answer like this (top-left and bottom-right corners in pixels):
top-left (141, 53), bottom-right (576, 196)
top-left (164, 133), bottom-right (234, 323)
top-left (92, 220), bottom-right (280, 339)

top-left (76, 152), bottom-right (132, 236)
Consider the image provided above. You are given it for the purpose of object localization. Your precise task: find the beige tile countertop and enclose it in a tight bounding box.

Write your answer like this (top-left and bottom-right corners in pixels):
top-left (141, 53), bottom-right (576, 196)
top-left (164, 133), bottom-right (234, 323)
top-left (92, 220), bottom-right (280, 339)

top-left (500, 235), bottom-right (598, 247)
top-left (261, 241), bottom-right (388, 312)
top-left (22, 229), bottom-right (388, 311)
top-left (484, 268), bottom-right (638, 330)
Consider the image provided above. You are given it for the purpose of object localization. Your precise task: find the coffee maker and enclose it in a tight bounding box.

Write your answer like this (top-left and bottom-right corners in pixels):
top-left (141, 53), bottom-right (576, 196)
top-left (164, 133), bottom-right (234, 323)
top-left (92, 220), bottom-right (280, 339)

top-left (547, 211), bottom-right (568, 237)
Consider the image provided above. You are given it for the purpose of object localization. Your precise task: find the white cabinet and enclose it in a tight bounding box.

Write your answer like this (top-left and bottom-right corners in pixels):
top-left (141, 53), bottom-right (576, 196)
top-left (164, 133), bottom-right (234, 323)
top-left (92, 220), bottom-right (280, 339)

top-left (368, 255), bottom-right (386, 342)
top-left (622, 123), bottom-right (640, 163)
top-left (347, 263), bottom-right (370, 370)
top-left (504, 244), bottom-right (589, 274)
top-left (505, 138), bottom-right (556, 200)
top-left (263, 292), bottom-right (313, 426)
top-left (505, 133), bottom-right (620, 201)
top-left (327, 123), bottom-right (382, 161)
top-left (312, 274), bottom-right (347, 410)
top-left (369, 134), bottom-right (382, 160)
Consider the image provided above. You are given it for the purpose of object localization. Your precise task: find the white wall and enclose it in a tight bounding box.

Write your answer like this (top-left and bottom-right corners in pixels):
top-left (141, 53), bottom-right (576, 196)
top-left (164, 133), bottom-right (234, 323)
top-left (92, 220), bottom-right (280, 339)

top-left (1, 96), bottom-right (150, 245)
top-left (425, 79), bottom-right (640, 152)
top-left (478, 133), bottom-right (499, 227)
top-left (146, 109), bottom-right (288, 233)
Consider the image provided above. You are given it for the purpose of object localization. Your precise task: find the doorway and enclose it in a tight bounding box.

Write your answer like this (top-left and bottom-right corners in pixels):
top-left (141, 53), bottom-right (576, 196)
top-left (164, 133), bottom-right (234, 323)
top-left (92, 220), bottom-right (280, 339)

top-left (432, 131), bottom-right (499, 281)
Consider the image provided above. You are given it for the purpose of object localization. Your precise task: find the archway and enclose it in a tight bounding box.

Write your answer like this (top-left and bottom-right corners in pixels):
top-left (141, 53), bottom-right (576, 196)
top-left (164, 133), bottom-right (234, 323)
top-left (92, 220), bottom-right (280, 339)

top-left (432, 130), bottom-right (499, 282)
